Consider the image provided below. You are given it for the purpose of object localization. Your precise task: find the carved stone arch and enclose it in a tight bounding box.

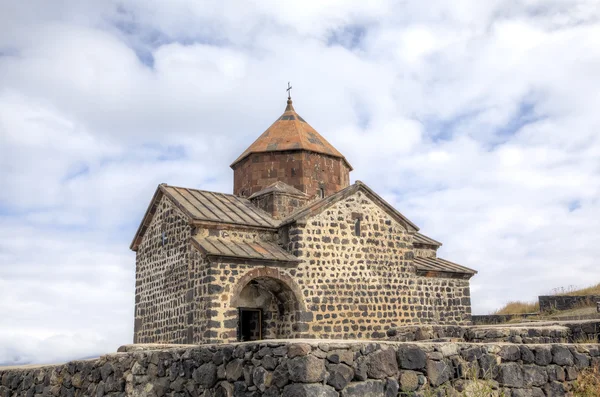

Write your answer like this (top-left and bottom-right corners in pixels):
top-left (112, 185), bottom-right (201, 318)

top-left (229, 267), bottom-right (309, 340)
top-left (230, 267), bottom-right (306, 312)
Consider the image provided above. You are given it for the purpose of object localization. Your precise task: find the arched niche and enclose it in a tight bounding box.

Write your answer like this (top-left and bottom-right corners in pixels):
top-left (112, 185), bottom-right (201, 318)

top-left (229, 268), bottom-right (308, 341)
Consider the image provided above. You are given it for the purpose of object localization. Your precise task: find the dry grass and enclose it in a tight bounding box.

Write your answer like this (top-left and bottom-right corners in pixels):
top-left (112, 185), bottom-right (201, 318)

top-left (572, 365), bottom-right (600, 397)
top-left (558, 283), bottom-right (600, 296)
top-left (493, 282), bottom-right (600, 316)
top-left (493, 301), bottom-right (539, 315)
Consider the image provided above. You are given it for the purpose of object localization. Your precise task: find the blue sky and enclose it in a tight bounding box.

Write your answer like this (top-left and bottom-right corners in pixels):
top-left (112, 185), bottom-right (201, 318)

top-left (1, 0), bottom-right (600, 365)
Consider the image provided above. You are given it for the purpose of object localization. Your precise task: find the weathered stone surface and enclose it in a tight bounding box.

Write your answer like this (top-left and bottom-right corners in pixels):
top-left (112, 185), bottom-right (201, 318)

top-left (384, 378), bottom-right (399, 397)
top-left (326, 364), bottom-right (354, 391)
top-left (543, 381), bottom-right (566, 397)
top-left (252, 367), bottom-right (272, 392)
top-left (397, 345), bottom-right (427, 370)
top-left (287, 344), bottom-right (311, 358)
top-left (498, 362), bottom-right (525, 388)
top-left (499, 345), bottom-right (520, 361)
top-left (193, 362), bottom-right (218, 388)
top-left (534, 346), bottom-right (553, 366)
top-left (523, 365), bottom-right (548, 387)
top-left (287, 356), bottom-right (326, 383)
top-left (340, 380), bottom-right (385, 397)
top-left (427, 359), bottom-right (452, 387)
top-left (551, 346), bottom-right (574, 366)
top-left (272, 361), bottom-right (289, 389)
top-left (327, 350), bottom-right (354, 365)
top-left (282, 384), bottom-right (338, 397)
top-left (225, 359), bottom-right (244, 381)
top-left (366, 348), bottom-right (398, 379)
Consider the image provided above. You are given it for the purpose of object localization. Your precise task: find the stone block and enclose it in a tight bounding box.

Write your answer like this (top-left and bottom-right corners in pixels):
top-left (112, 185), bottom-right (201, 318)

top-left (397, 345), bottom-right (427, 370)
top-left (287, 356), bottom-right (326, 383)
top-left (340, 380), bottom-right (385, 397)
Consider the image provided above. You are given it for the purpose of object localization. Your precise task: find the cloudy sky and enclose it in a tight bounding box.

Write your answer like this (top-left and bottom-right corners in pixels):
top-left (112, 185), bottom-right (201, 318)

top-left (1, 0), bottom-right (599, 365)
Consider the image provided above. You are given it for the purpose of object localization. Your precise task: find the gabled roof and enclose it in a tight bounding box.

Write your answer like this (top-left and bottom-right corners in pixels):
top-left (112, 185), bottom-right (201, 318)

top-left (192, 236), bottom-right (300, 265)
top-left (130, 184), bottom-right (278, 250)
top-left (280, 181), bottom-right (419, 233)
top-left (413, 232), bottom-right (442, 247)
top-left (414, 256), bottom-right (477, 278)
top-left (231, 99), bottom-right (352, 170)
top-left (248, 181), bottom-right (309, 199)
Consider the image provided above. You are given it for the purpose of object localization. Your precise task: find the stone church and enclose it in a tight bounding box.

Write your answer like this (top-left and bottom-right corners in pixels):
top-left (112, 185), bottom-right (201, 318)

top-left (130, 96), bottom-right (477, 345)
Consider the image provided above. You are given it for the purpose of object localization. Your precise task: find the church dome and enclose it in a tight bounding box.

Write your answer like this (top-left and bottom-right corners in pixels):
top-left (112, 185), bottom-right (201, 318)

top-left (231, 99), bottom-right (352, 170)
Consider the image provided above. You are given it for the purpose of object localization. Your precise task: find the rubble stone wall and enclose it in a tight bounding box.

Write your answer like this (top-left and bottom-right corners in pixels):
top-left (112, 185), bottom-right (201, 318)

top-left (281, 191), bottom-right (472, 336)
top-left (189, 190), bottom-right (472, 344)
top-left (134, 190), bottom-right (472, 345)
top-left (134, 195), bottom-right (196, 344)
top-left (2, 340), bottom-right (599, 397)
top-left (539, 295), bottom-right (600, 312)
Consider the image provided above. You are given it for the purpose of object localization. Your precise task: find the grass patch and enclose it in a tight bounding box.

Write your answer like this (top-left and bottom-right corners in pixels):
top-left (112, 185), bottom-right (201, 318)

top-left (555, 283), bottom-right (600, 296)
top-left (572, 365), bottom-right (600, 396)
top-left (493, 301), bottom-right (539, 315)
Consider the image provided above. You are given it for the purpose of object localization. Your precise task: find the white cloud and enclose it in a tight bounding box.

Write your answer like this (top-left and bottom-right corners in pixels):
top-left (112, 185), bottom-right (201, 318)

top-left (1, 0), bottom-right (600, 365)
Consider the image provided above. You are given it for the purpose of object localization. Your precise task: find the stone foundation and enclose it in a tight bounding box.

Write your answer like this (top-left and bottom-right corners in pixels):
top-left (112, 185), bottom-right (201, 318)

top-left (1, 340), bottom-right (599, 397)
top-left (385, 321), bottom-right (600, 344)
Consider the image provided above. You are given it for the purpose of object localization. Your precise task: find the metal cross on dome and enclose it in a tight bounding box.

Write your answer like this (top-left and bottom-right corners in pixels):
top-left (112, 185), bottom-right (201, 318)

top-left (286, 82), bottom-right (292, 99)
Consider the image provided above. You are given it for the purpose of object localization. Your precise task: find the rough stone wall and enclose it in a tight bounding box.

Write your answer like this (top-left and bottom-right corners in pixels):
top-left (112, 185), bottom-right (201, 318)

top-left (190, 226), bottom-right (308, 343)
top-left (249, 192), bottom-right (310, 220)
top-left (472, 314), bottom-right (541, 325)
top-left (539, 295), bottom-right (600, 312)
top-left (414, 276), bottom-right (472, 324)
top-left (386, 321), bottom-right (600, 344)
top-left (232, 151), bottom-right (350, 198)
top-left (134, 190), bottom-right (472, 345)
top-left (2, 340), bottom-right (599, 397)
top-left (277, 190), bottom-right (472, 339)
top-left (134, 195), bottom-right (196, 344)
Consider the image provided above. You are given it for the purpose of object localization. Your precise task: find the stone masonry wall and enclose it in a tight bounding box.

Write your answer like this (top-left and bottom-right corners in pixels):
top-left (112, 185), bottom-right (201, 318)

top-left (134, 195), bottom-right (195, 344)
top-left (135, 189), bottom-right (472, 345)
top-left (539, 295), bottom-right (600, 313)
top-left (204, 190), bottom-right (471, 344)
top-left (233, 151), bottom-right (350, 198)
top-left (2, 340), bottom-right (599, 396)
top-left (276, 190), bottom-right (471, 339)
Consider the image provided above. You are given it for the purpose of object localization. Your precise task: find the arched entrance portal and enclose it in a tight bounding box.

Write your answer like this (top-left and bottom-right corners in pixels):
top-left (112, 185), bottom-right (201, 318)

top-left (230, 269), bottom-right (308, 341)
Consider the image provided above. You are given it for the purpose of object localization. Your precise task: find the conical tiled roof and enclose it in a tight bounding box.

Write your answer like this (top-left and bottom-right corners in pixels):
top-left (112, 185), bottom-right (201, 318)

top-left (231, 99), bottom-right (352, 169)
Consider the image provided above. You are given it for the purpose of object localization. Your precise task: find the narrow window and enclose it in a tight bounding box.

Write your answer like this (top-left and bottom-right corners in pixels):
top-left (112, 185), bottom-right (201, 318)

top-left (354, 218), bottom-right (361, 236)
top-left (161, 222), bottom-right (168, 247)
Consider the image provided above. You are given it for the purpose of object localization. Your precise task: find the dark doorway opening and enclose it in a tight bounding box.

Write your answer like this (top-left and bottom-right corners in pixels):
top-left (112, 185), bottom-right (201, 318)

top-left (238, 308), bottom-right (262, 342)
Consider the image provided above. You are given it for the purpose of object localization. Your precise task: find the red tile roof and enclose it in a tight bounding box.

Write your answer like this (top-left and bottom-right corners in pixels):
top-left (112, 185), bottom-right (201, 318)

top-left (231, 99), bottom-right (352, 169)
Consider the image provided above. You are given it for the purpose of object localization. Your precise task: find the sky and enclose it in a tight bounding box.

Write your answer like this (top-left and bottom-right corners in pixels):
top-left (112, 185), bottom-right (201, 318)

top-left (1, 0), bottom-right (599, 365)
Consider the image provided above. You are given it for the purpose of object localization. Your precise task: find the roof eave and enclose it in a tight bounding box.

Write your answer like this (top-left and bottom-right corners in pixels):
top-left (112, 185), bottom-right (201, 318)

top-left (206, 255), bottom-right (301, 267)
top-left (191, 219), bottom-right (278, 232)
top-left (415, 269), bottom-right (476, 280)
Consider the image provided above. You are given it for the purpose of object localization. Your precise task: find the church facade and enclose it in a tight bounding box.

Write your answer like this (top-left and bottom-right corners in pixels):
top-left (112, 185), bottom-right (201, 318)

top-left (130, 97), bottom-right (476, 344)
